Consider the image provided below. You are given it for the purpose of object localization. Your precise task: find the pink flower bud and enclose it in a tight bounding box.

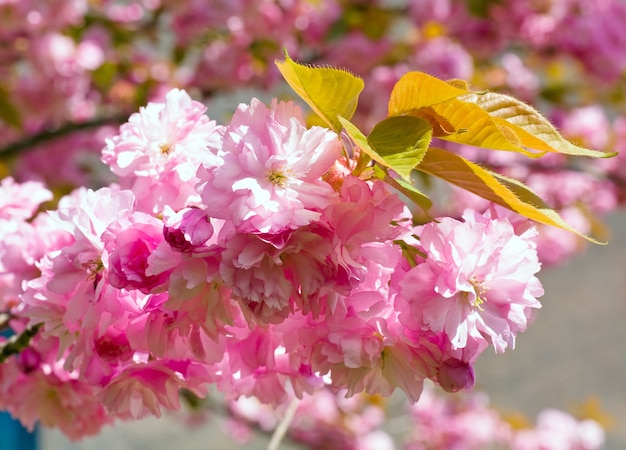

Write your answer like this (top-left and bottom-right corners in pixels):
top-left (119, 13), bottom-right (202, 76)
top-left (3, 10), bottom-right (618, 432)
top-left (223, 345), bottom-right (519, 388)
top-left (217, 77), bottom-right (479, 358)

top-left (106, 221), bottom-right (168, 293)
top-left (16, 347), bottom-right (42, 374)
top-left (438, 358), bottom-right (475, 393)
top-left (95, 334), bottom-right (132, 362)
top-left (163, 207), bottom-right (213, 252)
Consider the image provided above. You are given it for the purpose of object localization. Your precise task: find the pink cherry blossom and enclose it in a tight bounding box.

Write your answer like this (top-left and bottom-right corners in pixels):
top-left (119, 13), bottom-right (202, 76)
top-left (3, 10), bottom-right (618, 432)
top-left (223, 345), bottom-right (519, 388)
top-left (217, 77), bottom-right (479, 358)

top-left (218, 223), bottom-right (345, 323)
top-left (0, 220), bottom-right (42, 310)
top-left (5, 369), bottom-right (109, 440)
top-left (299, 291), bottom-right (432, 403)
top-left (413, 36), bottom-right (474, 81)
top-left (436, 358), bottom-right (475, 393)
top-left (197, 98), bottom-right (342, 234)
top-left (102, 212), bottom-right (169, 294)
top-left (556, 105), bottom-right (611, 151)
top-left (101, 359), bottom-right (214, 420)
top-left (19, 187), bottom-right (139, 365)
top-left (0, 178), bottom-right (59, 309)
top-left (102, 88), bottom-right (220, 213)
top-left (397, 208), bottom-right (543, 353)
top-left (215, 321), bottom-right (322, 407)
top-left (229, 387), bottom-right (393, 450)
top-left (162, 206), bottom-right (214, 252)
top-left (0, 177), bottom-right (52, 221)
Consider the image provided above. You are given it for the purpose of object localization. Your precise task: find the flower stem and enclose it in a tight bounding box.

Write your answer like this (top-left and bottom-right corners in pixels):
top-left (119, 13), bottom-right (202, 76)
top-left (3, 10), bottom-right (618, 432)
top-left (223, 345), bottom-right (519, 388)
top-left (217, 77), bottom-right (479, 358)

top-left (267, 397), bottom-right (299, 450)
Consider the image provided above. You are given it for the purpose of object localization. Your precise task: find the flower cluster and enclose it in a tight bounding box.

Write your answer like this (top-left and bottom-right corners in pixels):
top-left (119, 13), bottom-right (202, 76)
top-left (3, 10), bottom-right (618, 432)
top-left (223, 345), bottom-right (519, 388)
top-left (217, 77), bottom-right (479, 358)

top-left (0, 91), bottom-right (547, 438)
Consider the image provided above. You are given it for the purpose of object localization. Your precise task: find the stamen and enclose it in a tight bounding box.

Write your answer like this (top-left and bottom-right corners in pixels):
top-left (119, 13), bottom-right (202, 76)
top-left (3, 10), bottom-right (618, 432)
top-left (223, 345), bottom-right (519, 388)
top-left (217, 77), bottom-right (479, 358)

top-left (268, 170), bottom-right (288, 186)
top-left (85, 259), bottom-right (104, 287)
top-left (160, 143), bottom-right (172, 154)
top-left (468, 276), bottom-right (488, 311)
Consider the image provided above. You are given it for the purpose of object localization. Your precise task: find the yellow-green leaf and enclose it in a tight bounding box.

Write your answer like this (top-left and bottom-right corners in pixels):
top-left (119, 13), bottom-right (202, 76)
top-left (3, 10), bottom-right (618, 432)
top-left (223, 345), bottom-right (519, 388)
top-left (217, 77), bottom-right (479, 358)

top-left (388, 71), bottom-right (470, 116)
top-left (275, 53), bottom-right (364, 132)
top-left (339, 116), bottom-right (388, 168)
top-left (379, 169), bottom-right (433, 213)
top-left (415, 147), bottom-right (604, 243)
top-left (339, 116), bottom-right (432, 212)
top-left (462, 92), bottom-right (616, 158)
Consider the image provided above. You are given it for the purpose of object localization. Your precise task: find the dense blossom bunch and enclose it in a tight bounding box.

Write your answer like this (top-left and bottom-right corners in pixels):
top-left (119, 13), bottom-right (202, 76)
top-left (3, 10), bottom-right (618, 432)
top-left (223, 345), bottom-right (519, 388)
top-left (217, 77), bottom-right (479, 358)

top-left (0, 89), bottom-right (550, 438)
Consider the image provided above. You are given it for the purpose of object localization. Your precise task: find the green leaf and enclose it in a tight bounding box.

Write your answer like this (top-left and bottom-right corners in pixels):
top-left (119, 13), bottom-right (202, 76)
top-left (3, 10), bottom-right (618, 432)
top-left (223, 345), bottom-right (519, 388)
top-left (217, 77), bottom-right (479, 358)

top-left (388, 71), bottom-right (470, 115)
top-left (0, 85), bottom-right (22, 129)
top-left (275, 53), bottom-right (364, 132)
top-left (339, 116), bottom-right (432, 212)
top-left (339, 116), bottom-right (389, 167)
top-left (462, 92), bottom-right (617, 158)
top-left (415, 147), bottom-right (604, 243)
top-left (367, 116), bottom-right (432, 179)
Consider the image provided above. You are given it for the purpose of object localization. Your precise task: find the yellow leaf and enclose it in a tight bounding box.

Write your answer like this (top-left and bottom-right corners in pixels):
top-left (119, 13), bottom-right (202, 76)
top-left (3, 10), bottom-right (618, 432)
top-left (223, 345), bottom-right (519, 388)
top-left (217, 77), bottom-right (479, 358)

top-left (446, 78), bottom-right (470, 90)
top-left (431, 98), bottom-right (547, 157)
top-left (406, 106), bottom-right (459, 136)
top-left (388, 73), bottom-right (548, 157)
top-left (388, 71), bottom-right (470, 115)
top-left (462, 92), bottom-right (617, 158)
top-left (275, 53), bottom-right (364, 133)
top-left (415, 147), bottom-right (604, 243)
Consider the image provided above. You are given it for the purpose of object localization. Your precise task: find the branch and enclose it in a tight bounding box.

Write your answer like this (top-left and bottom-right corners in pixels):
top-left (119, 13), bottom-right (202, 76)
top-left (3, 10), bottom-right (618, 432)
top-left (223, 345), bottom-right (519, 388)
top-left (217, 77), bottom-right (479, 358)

top-left (0, 312), bottom-right (11, 332)
top-left (0, 323), bottom-right (42, 363)
top-left (0, 114), bottom-right (127, 160)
